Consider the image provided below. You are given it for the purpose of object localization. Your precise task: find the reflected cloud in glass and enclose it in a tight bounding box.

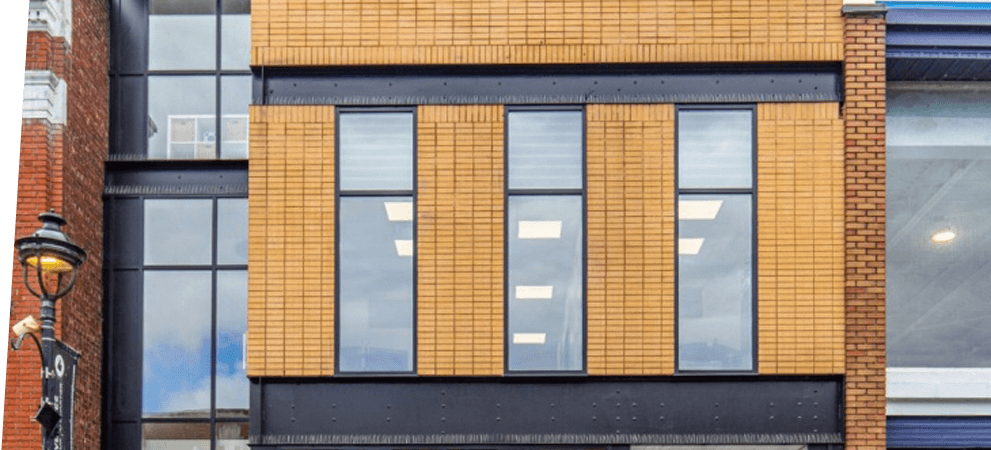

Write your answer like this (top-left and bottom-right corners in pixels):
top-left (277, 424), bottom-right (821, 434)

top-left (678, 110), bottom-right (752, 189)
top-left (144, 199), bottom-right (213, 265)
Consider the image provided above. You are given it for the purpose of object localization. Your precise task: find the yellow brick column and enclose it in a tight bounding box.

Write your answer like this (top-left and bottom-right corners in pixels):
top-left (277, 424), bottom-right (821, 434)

top-left (247, 106), bottom-right (336, 377)
top-left (756, 103), bottom-right (845, 374)
top-left (586, 104), bottom-right (675, 375)
top-left (417, 105), bottom-right (505, 376)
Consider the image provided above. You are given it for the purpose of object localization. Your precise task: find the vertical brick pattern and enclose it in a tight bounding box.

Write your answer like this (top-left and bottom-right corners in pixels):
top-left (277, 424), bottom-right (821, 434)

top-left (252, 0), bottom-right (843, 66)
top-left (843, 11), bottom-right (886, 450)
top-left (756, 103), bottom-right (845, 374)
top-left (247, 106), bottom-right (336, 377)
top-left (417, 105), bottom-right (504, 376)
top-left (5, 0), bottom-right (108, 448)
top-left (586, 104), bottom-right (675, 375)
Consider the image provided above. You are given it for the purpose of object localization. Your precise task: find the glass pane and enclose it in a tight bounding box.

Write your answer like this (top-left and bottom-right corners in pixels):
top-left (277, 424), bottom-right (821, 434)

top-left (148, 77), bottom-right (216, 160)
top-left (338, 197), bottom-right (414, 372)
top-left (143, 271), bottom-right (212, 416)
top-left (678, 194), bottom-right (753, 371)
top-left (149, 9), bottom-right (216, 70)
top-left (217, 198), bottom-right (248, 264)
top-left (339, 112), bottom-right (414, 191)
top-left (508, 111), bottom-right (583, 190)
top-left (221, 76), bottom-right (251, 159)
top-left (144, 199), bottom-right (213, 265)
top-left (221, 15), bottom-right (251, 70)
top-left (508, 195), bottom-right (583, 371)
top-left (678, 110), bottom-right (753, 189)
top-left (888, 87), bottom-right (991, 367)
top-left (217, 422), bottom-right (250, 449)
top-left (216, 271), bottom-right (248, 411)
top-left (142, 423), bottom-right (210, 449)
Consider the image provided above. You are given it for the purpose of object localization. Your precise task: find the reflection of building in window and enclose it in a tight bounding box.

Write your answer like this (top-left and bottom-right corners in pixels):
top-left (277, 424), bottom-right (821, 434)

top-left (168, 114), bottom-right (248, 159)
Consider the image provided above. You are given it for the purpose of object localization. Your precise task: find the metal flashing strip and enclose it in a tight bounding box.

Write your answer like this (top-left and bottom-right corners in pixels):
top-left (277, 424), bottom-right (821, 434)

top-left (257, 65), bottom-right (841, 105)
top-left (250, 434), bottom-right (843, 446)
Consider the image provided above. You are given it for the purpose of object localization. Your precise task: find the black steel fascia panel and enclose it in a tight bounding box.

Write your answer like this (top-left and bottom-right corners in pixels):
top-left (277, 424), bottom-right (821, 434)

top-left (259, 66), bottom-right (841, 105)
top-left (888, 26), bottom-right (991, 48)
top-left (887, 9), bottom-right (991, 26)
top-left (250, 378), bottom-right (842, 447)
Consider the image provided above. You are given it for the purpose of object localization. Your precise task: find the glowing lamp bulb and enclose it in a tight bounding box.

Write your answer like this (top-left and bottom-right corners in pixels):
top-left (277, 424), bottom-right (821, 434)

top-left (932, 230), bottom-right (956, 243)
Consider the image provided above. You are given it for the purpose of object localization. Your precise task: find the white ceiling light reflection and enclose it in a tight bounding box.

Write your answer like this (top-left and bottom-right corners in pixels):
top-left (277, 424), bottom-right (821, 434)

top-left (518, 221), bottom-right (562, 239)
top-left (679, 238), bottom-right (705, 255)
top-left (513, 333), bottom-right (547, 344)
top-left (679, 200), bottom-right (723, 220)
top-left (931, 230), bottom-right (956, 244)
top-left (515, 286), bottom-right (554, 299)
top-left (394, 239), bottom-right (413, 256)
top-left (384, 202), bottom-right (413, 221)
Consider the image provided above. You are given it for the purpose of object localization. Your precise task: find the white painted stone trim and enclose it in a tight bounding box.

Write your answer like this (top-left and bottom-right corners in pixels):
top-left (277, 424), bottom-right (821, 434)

top-left (888, 368), bottom-right (991, 416)
top-left (22, 70), bottom-right (67, 125)
top-left (28, 0), bottom-right (72, 45)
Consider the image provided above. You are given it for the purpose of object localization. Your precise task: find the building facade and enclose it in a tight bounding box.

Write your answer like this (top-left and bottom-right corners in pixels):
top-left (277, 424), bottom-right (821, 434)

top-left (6, 0), bottom-right (892, 449)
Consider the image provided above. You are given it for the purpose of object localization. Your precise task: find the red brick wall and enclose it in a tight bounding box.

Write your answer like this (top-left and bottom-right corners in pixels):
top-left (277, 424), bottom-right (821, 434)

top-left (843, 8), bottom-right (886, 450)
top-left (3, 0), bottom-right (109, 449)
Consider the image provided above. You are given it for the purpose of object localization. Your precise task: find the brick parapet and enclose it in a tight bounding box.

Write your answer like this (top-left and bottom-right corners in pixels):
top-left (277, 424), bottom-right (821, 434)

top-left (843, 9), bottom-right (886, 450)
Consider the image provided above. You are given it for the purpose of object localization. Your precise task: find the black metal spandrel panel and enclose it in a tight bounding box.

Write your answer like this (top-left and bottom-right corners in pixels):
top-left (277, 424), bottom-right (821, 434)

top-left (116, 0), bottom-right (149, 75)
top-left (106, 198), bottom-right (143, 268)
top-left (252, 378), bottom-right (842, 446)
top-left (114, 76), bottom-right (147, 157)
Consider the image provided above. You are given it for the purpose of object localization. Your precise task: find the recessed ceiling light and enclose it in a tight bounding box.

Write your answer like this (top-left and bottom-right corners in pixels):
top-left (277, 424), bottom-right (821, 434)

top-left (384, 202), bottom-right (414, 221)
top-left (679, 200), bottom-right (723, 220)
top-left (515, 286), bottom-right (554, 299)
top-left (519, 221), bottom-right (562, 239)
top-left (679, 238), bottom-right (705, 255)
top-left (932, 230), bottom-right (956, 243)
top-left (394, 239), bottom-right (413, 256)
top-left (513, 333), bottom-right (546, 344)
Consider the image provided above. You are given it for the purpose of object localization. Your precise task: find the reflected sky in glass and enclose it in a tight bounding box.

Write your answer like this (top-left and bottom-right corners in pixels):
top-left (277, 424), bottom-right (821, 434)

top-left (149, 15), bottom-right (216, 70)
top-left (217, 199), bottom-right (248, 265)
top-left (217, 270), bottom-right (248, 410)
top-left (508, 196), bottom-right (583, 371)
top-left (508, 111), bottom-right (583, 190)
top-left (339, 113), bottom-right (414, 191)
top-left (339, 197), bottom-right (414, 372)
top-left (678, 110), bottom-right (752, 189)
top-left (221, 15), bottom-right (251, 70)
top-left (148, 77), bottom-right (216, 160)
top-left (678, 194), bottom-right (752, 371)
top-left (144, 199), bottom-right (213, 265)
top-left (143, 271), bottom-right (212, 416)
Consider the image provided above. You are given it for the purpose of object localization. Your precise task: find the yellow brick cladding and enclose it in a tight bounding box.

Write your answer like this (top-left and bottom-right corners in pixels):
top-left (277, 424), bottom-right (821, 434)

top-left (248, 105), bottom-right (336, 377)
top-left (417, 105), bottom-right (505, 375)
top-left (245, 103), bottom-right (846, 377)
top-left (586, 104), bottom-right (675, 375)
top-left (251, 0), bottom-right (843, 66)
top-left (756, 103), bottom-right (845, 374)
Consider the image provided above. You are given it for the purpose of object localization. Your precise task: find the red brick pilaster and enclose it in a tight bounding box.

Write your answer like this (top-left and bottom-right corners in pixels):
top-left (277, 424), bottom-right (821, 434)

top-left (843, 6), bottom-right (886, 450)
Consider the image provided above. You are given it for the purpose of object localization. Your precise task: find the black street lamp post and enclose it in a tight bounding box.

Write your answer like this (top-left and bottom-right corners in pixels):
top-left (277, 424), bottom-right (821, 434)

top-left (11, 210), bottom-right (86, 450)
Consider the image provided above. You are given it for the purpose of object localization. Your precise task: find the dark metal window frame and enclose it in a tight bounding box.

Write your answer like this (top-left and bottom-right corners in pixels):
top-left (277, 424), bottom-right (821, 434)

top-left (673, 104), bottom-right (759, 375)
top-left (334, 106), bottom-right (419, 376)
top-left (503, 105), bottom-right (588, 375)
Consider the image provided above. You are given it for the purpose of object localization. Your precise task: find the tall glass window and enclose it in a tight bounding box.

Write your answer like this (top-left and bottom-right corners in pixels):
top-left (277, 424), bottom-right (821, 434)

top-left (141, 197), bottom-right (249, 446)
top-left (888, 86), bottom-right (991, 368)
top-left (140, 0), bottom-right (251, 160)
top-left (506, 109), bottom-right (585, 372)
top-left (337, 110), bottom-right (416, 373)
top-left (676, 107), bottom-right (755, 372)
